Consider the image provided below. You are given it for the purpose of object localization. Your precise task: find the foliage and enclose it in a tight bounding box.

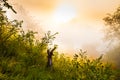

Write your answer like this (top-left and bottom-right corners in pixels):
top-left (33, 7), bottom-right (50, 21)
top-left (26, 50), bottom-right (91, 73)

top-left (52, 50), bottom-right (115, 80)
top-left (0, 1), bottom-right (119, 80)
top-left (103, 6), bottom-right (120, 40)
top-left (103, 6), bottom-right (120, 71)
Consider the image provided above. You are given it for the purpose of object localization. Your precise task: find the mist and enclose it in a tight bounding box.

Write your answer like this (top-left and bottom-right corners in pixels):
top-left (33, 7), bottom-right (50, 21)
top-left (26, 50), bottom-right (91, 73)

top-left (7, 0), bottom-right (107, 58)
top-left (6, 0), bottom-right (120, 61)
top-left (1, 0), bottom-right (120, 79)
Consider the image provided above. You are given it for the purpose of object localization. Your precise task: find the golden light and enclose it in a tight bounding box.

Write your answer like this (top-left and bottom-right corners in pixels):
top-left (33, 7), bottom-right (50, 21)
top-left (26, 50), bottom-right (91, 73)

top-left (51, 3), bottom-right (77, 24)
top-left (9, 0), bottom-right (120, 55)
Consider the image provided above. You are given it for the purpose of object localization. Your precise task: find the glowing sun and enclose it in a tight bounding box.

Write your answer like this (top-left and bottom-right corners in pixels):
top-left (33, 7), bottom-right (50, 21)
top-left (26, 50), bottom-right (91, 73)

top-left (51, 4), bottom-right (77, 24)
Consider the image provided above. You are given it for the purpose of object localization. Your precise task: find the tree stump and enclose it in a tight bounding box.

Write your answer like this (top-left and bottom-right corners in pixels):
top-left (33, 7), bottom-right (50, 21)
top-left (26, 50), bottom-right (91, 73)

top-left (47, 46), bottom-right (57, 67)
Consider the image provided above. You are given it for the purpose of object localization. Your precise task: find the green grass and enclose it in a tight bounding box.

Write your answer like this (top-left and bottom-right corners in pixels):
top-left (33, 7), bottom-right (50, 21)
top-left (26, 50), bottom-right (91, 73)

top-left (0, 1), bottom-right (119, 79)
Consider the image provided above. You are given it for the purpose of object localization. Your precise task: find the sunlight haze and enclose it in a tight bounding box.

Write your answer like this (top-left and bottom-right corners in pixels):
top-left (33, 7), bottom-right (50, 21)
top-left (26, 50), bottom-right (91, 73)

top-left (9, 0), bottom-right (120, 57)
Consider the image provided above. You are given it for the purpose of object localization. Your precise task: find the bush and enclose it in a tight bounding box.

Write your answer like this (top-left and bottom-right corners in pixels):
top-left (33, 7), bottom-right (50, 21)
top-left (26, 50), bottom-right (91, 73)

top-left (0, 1), bottom-right (118, 80)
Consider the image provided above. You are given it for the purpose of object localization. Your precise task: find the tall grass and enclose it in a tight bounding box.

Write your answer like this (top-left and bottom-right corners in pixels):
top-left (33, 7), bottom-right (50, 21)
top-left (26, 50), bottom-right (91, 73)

top-left (0, 1), bottom-right (119, 80)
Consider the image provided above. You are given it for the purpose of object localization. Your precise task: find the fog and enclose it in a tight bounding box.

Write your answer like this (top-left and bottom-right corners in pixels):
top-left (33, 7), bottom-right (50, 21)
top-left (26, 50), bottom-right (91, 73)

top-left (7, 0), bottom-right (120, 58)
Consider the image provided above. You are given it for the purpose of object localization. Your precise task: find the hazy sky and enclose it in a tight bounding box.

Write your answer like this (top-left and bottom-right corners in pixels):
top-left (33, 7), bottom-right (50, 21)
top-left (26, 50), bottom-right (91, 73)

top-left (9, 0), bottom-right (120, 56)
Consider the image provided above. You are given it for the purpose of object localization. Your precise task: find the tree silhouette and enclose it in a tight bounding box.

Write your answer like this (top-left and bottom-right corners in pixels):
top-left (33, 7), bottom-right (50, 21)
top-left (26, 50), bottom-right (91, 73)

top-left (103, 6), bottom-right (120, 68)
top-left (47, 45), bottom-right (57, 67)
top-left (103, 6), bottom-right (120, 40)
top-left (41, 31), bottom-right (58, 67)
top-left (2, 0), bottom-right (17, 13)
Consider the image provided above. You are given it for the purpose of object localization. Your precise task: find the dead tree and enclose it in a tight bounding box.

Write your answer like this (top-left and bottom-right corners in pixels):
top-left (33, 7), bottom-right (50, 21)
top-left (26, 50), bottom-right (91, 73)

top-left (47, 46), bottom-right (57, 67)
top-left (2, 0), bottom-right (17, 13)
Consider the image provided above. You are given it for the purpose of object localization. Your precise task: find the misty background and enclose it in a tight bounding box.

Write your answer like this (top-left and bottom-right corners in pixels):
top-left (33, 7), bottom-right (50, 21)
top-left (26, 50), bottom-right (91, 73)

top-left (7, 0), bottom-right (120, 66)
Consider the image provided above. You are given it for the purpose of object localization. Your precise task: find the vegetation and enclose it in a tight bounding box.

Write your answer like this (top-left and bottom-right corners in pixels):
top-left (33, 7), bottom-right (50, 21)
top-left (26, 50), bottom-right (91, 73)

top-left (103, 6), bottom-right (120, 80)
top-left (0, 0), bottom-right (119, 80)
top-left (103, 6), bottom-right (120, 68)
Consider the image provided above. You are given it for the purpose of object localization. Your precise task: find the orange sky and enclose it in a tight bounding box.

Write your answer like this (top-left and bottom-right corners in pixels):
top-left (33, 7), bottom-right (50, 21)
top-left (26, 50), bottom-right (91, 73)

top-left (9, 0), bottom-right (120, 57)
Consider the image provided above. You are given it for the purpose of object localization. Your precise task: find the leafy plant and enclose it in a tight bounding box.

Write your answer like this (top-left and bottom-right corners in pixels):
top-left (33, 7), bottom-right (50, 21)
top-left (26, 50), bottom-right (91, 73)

top-left (0, 1), bottom-right (118, 80)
